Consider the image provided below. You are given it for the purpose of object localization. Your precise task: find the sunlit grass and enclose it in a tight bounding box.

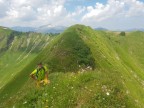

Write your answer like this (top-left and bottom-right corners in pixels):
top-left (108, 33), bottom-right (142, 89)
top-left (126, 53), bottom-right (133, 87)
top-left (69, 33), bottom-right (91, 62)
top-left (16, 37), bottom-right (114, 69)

top-left (0, 25), bottom-right (144, 108)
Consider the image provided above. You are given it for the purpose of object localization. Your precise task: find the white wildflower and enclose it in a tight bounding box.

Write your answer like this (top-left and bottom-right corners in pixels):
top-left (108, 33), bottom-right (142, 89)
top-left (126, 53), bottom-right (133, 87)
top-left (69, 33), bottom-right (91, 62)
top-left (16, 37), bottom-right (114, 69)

top-left (106, 92), bottom-right (110, 96)
top-left (126, 90), bottom-right (129, 94)
top-left (45, 93), bottom-right (48, 96)
top-left (85, 86), bottom-right (87, 89)
top-left (23, 101), bottom-right (27, 104)
top-left (135, 100), bottom-right (139, 103)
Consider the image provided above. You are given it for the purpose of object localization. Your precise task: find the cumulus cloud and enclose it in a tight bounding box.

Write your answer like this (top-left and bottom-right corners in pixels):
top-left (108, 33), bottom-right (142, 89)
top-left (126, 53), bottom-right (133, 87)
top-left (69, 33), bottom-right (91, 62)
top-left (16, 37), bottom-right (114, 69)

top-left (82, 0), bottom-right (144, 21)
top-left (0, 0), bottom-right (144, 30)
top-left (0, 0), bottom-right (69, 27)
top-left (67, 6), bottom-right (86, 18)
top-left (125, 0), bottom-right (144, 17)
top-left (80, 0), bottom-right (144, 30)
top-left (0, 0), bottom-right (9, 18)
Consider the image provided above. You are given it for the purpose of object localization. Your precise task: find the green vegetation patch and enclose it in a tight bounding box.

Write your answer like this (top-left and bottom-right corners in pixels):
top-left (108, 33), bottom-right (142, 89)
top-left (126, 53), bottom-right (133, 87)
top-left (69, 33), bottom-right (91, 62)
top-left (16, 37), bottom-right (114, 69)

top-left (43, 26), bottom-right (95, 72)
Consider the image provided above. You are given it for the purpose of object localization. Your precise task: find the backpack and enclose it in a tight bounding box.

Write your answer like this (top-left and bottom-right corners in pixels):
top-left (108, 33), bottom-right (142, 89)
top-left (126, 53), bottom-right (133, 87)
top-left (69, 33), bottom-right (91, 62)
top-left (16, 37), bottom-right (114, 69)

top-left (36, 66), bottom-right (45, 79)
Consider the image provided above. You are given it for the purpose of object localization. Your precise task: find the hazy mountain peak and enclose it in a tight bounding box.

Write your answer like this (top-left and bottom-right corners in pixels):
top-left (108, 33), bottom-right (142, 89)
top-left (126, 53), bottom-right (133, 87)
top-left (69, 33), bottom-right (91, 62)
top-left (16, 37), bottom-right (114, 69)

top-left (11, 24), bottom-right (67, 33)
top-left (39, 24), bottom-right (56, 28)
top-left (0, 26), bottom-right (9, 30)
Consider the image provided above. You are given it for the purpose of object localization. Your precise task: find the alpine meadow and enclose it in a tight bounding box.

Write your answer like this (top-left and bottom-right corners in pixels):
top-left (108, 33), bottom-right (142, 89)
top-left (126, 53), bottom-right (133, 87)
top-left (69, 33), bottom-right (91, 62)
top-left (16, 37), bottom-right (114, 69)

top-left (0, 24), bottom-right (144, 108)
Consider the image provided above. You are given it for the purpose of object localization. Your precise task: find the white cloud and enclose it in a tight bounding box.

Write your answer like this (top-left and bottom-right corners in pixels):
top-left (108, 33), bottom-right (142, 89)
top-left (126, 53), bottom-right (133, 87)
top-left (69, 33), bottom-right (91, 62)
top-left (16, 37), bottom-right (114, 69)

top-left (81, 0), bottom-right (144, 30)
top-left (67, 6), bottom-right (86, 17)
top-left (82, 0), bottom-right (144, 21)
top-left (0, 0), bottom-right (68, 27)
top-left (0, 0), bottom-right (8, 18)
top-left (125, 0), bottom-right (144, 17)
top-left (6, 9), bottom-right (19, 18)
top-left (0, 0), bottom-right (144, 30)
top-left (83, 1), bottom-right (121, 21)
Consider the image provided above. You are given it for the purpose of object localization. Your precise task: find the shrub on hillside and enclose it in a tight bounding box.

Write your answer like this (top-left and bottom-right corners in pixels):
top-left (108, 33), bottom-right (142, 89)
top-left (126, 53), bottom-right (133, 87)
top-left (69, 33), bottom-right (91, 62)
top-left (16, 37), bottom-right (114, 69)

top-left (119, 32), bottom-right (125, 36)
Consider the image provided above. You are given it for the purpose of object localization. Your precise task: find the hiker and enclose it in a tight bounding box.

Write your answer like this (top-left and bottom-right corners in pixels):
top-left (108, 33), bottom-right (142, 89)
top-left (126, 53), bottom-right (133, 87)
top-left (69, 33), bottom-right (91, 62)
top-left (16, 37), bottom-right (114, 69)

top-left (30, 63), bottom-right (50, 87)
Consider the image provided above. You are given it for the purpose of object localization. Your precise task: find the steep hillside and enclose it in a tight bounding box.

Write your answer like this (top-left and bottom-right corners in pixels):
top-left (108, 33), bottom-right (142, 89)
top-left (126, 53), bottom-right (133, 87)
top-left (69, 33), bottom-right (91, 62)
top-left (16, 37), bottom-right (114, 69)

top-left (0, 25), bottom-right (144, 108)
top-left (40, 26), bottom-right (95, 72)
top-left (0, 28), bottom-right (53, 93)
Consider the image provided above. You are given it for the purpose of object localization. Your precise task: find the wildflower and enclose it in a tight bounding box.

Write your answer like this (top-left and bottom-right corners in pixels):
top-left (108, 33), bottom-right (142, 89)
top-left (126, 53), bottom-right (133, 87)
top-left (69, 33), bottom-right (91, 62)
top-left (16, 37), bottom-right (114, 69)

top-left (44, 93), bottom-right (48, 96)
top-left (135, 100), bottom-right (138, 103)
top-left (126, 90), bottom-right (129, 94)
top-left (141, 81), bottom-right (144, 86)
top-left (85, 86), bottom-right (87, 89)
top-left (106, 92), bottom-right (110, 96)
top-left (23, 101), bottom-right (27, 104)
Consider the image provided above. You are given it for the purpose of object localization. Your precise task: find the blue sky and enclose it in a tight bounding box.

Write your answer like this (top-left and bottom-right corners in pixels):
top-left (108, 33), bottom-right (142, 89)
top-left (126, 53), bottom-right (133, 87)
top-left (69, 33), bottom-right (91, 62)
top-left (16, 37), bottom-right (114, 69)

top-left (0, 0), bottom-right (144, 30)
top-left (65, 0), bottom-right (106, 11)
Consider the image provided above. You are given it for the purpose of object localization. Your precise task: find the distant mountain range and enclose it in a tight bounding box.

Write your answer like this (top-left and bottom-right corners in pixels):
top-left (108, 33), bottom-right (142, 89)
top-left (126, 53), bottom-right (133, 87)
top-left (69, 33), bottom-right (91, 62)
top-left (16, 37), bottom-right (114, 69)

top-left (11, 24), bottom-right (67, 33)
top-left (35, 24), bottom-right (67, 33)
top-left (11, 26), bottom-right (35, 32)
top-left (94, 27), bottom-right (144, 32)
top-left (94, 27), bottom-right (108, 31)
top-left (126, 28), bottom-right (144, 32)
top-left (11, 26), bottom-right (108, 33)
top-left (10, 25), bottom-right (144, 33)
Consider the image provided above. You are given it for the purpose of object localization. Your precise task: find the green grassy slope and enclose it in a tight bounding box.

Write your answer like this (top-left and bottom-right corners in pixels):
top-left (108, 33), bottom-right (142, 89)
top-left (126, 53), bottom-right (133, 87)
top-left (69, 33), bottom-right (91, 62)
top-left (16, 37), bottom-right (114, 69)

top-left (0, 28), bottom-right (53, 97)
top-left (0, 25), bottom-right (144, 108)
top-left (39, 25), bottom-right (95, 72)
top-left (78, 27), bottom-right (144, 107)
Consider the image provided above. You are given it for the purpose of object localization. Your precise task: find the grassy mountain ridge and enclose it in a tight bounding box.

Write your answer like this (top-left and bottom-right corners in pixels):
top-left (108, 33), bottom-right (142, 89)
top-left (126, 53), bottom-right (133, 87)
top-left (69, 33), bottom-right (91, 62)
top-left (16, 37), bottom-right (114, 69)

top-left (0, 25), bottom-right (96, 104)
top-left (0, 25), bottom-right (144, 107)
top-left (40, 25), bottom-right (95, 72)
